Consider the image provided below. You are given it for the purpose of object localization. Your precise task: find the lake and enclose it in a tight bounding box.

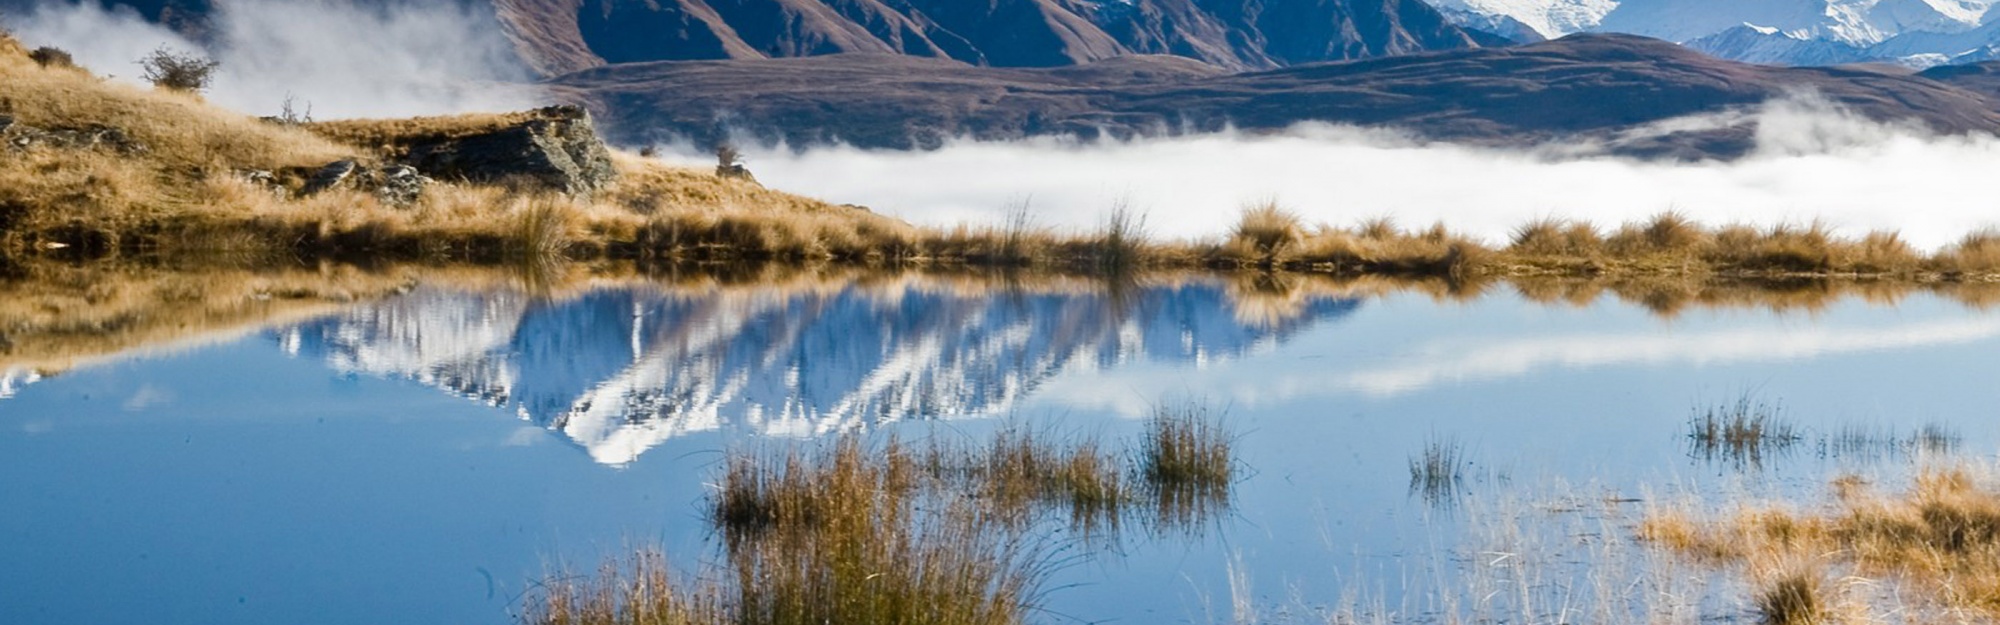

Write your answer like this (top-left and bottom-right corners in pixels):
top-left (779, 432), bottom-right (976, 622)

top-left (3, 270), bottom-right (1995, 624)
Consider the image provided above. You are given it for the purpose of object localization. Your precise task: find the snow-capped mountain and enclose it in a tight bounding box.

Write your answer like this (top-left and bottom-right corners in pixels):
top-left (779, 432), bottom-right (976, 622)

top-left (1430, 0), bottom-right (2000, 67)
top-left (276, 280), bottom-right (1359, 465)
top-left (1427, 0), bottom-right (1618, 39)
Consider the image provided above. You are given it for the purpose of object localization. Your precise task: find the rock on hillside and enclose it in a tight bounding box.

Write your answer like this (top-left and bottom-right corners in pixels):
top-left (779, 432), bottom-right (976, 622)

top-left (546, 34), bottom-right (2000, 158)
top-left (306, 105), bottom-right (617, 195)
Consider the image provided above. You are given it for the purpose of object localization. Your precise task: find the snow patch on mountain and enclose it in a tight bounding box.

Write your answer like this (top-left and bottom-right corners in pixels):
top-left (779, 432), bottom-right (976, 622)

top-left (1437, 0), bottom-right (2000, 67)
top-left (1425, 0), bottom-right (1618, 38)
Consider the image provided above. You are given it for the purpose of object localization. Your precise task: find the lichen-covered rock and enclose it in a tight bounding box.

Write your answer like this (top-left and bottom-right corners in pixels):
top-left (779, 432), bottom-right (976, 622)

top-left (399, 105), bottom-right (615, 195)
top-left (303, 160), bottom-right (358, 195)
top-left (370, 165), bottom-right (430, 206)
top-left (3, 122), bottom-right (146, 154)
top-left (234, 169), bottom-right (283, 195)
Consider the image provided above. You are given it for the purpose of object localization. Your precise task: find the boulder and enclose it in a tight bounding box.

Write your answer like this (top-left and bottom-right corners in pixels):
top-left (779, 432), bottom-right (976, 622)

top-left (297, 160), bottom-right (431, 207)
top-left (398, 105), bottom-right (616, 195)
top-left (303, 160), bottom-right (358, 195)
top-left (370, 165), bottom-right (430, 206)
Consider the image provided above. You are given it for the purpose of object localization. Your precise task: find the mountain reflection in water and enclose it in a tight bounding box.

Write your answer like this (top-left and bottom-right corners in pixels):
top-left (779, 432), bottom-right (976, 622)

top-left (275, 277), bottom-right (1360, 464)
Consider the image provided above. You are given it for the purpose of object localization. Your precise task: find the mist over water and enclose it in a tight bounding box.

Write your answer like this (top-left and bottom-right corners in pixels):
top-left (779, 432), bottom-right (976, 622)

top-left (8, 0), bottom-right (540, 118)
top-left (713, 96), bottom-right (2000, 251)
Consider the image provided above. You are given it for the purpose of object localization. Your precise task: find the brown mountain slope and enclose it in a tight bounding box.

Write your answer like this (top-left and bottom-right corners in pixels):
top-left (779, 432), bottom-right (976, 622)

top-left (7, 0), bottom-right (1494, 76)
top-left (546, 34), bottom-right (2000, 158)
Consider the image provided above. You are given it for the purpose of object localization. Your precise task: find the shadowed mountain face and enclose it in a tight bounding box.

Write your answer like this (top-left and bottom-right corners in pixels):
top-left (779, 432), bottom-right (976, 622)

top-left (550, 33), bottom-right (2000, 157)
top-left (274, 278), bottom-right (1360, 465)
top-left (15, 0), bottom-right (1492, 76)
top-left (503, 0), bottom-right (1500, 73)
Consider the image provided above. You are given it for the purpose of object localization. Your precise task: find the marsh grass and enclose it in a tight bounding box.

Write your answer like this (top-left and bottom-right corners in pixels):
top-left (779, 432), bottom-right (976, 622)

top-left (1641, 466), bottom-right (2000, 620)
top-left (1755, 567), bottom-right (1827, 625)
top-left (1139, 400), bottom-right (1236, 533)
top-left (1818, 422), bottom-right (1961, 462)
top-left (1409, 434), bottom-right (1472, 507)
top-left (1687, 394), bottom-right (1801, 469)
top-left (533, 406), bottom-right (1238, 625)
top-left (8, 32), bottom-right (2000, 284)
top-left (1228, 201), bottom-right (1303, 264)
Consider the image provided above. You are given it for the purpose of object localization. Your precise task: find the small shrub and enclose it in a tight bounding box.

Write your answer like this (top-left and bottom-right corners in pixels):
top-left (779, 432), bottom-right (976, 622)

top-left (138, 45), bottom-right (219, 92)
top-left (29, 46), bottom-right (74, 69)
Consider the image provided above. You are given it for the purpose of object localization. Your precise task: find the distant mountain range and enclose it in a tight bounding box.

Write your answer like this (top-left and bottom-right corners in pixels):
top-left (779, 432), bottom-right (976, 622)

top-left (19, 0), bottom-right (2000, 155)
top-left (275, 280), bottom-right (1359, 465)
top-left (14, 0), bottom-right (1500, 75)
top-left (1434, 0), bottom-right (2000, 68)
top-left (550, 34), bottom-right (2000, 156)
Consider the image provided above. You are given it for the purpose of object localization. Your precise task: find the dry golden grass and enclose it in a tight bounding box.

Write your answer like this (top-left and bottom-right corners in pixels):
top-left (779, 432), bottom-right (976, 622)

top-left (1226, 200), bottom-right (1304, 263)
top-left (0, 258), bottom-right (421, 374)
top-left (534, 411), bottom-right (1237, 625)
top-left (1642, 467), bottom-right (2000, 619)
top-left (9, 38), bottom-right (2000, 291)
top-left (303, 110), bottom-right (545, 152)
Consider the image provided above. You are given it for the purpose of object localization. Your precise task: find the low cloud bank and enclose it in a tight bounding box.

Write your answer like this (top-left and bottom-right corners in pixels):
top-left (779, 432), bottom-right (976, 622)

top-left (706, 95), bottom-right (2000, 252)
top-left (9, 0), bottom-right (539, 119)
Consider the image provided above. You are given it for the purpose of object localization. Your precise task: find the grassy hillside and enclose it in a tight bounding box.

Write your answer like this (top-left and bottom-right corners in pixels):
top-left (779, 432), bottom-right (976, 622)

top-left (0, 29), bottom-right (932, 264)
top-left (4, 28), bottom-right (2000, 283)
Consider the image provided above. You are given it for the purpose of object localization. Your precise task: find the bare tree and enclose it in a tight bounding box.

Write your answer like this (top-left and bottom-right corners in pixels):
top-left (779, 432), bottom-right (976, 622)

top-left (138, 45), bottom-right (219, 92)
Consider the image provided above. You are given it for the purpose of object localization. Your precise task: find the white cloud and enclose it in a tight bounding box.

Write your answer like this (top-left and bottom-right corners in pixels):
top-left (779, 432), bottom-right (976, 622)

top-left (724, 94), bottom-right (2000, 252)
top-left (8, 0), bottom-right (541, 119)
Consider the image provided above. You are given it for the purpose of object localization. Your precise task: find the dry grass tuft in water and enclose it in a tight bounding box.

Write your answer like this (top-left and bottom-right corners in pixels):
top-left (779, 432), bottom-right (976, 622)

top-left (1755, 566), bottom-right (1827, 625)
top-left (1642, 466), bottom-right (2000, 619)
top-left (1687, 393), bottom-right (1800, 469)
top-left (534, 410), bottom-right (1238, 625)
top-left (1139, 400), bottom-right (1236, 531)
top-left (1409, 434), bottom-right (1471, 506)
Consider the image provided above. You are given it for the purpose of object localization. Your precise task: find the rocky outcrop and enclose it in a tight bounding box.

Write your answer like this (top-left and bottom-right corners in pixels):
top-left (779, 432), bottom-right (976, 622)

top-left (2, 120), bottom-right (148, 154)
top-left (295, 160), bottom-right (434, 206)
top-left (302, 159), bottom-right (359, 195)
top-left (393, 105), bottom-right (616, 195)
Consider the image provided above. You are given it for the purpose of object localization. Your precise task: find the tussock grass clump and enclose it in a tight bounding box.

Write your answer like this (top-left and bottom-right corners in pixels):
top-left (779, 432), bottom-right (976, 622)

top-left (1086, 203), bottom-right (1148, 274)
top-left (523, 550), bottom-right (718, 625)
top-left (1139, 400), bottom-right (1235, 530)
top-left (1930, 229), bottom-right (2000, 276)
top-left (1606, 210), bottom-right (1707, 257)
top-left (1409, 434), bottom-right (1471, 506)
top-left (1228, 201), bottom-right (1303, 263)
top-left (1508, 217), bottom-right (1602, 258)
top-left (1687, 394), bottom-right (1800, 468)
top-left (1755, 567), bottom-right (1827, 625)
top-left (711, 436), bottom-right (1029, 625)
top-left (929, 427), bottom-right (1130, 532)
top-left (1643, 467), bottom-right (2000, 618)
top-left (536, 412), bottom-right (1241, 625)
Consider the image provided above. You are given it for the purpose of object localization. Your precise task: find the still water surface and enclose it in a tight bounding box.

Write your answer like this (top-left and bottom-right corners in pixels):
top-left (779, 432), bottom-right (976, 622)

top-left (3, 274), bottom-right (1996, 623)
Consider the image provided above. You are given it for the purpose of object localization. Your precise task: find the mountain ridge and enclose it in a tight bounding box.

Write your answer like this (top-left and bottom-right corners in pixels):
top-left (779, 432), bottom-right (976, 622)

top-left (6, 0), bottom-right (1502, 76)
top-left (548, 33), bottom-right (2000, 158)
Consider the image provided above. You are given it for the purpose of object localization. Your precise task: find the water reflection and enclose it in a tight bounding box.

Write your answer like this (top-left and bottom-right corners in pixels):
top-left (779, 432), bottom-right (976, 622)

top-left (0, 368), bottom-right (38, 399)
top-left (277, 276), bottom-right (1360, 464)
